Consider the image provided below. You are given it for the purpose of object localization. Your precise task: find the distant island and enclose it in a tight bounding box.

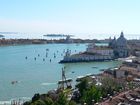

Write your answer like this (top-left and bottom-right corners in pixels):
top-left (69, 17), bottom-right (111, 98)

top-left (43, 34), bottom-right (74, 37)
top-left (0, 35), bottom-right (4, 37)
top-left (0, 38), bottom-right (100, 46)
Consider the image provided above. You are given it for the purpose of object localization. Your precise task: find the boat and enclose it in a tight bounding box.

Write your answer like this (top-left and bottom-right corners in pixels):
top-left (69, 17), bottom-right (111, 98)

top-left (58, 69), bottom-right (73, 89)
top-left (76, 76), bottom-right (85, 82)
top-left (11, 81), bottom-right (18, 85)
top-left (76, 74), bottom-right (95, 82)
top-left (92, 66), bottom-right (98, 69)
top-left (71, 71), bottom-right (75, 73)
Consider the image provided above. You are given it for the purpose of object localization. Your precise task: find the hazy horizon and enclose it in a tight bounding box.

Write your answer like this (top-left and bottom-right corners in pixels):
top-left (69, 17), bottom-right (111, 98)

top-left (0, 32), bottom-right (140, 40)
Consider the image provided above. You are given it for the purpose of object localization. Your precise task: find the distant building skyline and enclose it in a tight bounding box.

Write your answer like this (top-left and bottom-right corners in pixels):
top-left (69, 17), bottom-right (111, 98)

top-left (0, 0), bottom-right (140, 39)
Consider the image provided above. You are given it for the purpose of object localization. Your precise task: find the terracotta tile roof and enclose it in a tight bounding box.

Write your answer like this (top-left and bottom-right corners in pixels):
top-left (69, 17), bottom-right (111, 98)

top-left (100, 88), bottom-right (140, 105)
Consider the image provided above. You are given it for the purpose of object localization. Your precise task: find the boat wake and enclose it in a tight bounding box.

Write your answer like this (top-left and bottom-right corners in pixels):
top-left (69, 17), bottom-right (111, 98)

top-left (41, 82), bottom-right (56, 86)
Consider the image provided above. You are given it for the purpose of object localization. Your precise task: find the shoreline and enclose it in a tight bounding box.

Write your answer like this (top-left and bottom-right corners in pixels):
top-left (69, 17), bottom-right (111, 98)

top-left (0, 38), bottom-right (100, 47)
top-left (0, 38), bottom-right (139, 48)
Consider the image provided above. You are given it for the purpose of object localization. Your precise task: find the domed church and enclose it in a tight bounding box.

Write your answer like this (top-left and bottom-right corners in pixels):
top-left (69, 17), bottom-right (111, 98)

top-left (109, 32), bottom-right (129, 58)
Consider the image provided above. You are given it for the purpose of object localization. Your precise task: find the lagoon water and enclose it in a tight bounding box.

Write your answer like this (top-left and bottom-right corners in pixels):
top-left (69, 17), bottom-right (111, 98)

top-left (0, 43), bottom-right (121, 101)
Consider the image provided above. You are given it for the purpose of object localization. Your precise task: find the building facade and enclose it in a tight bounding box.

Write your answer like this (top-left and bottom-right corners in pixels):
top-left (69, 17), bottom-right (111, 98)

top-left (86, 32), bottom-right (129, 58)
top-left (109, 32), bottom-right (129, 58)
top-left (86, 43), bottom-right (114, 57)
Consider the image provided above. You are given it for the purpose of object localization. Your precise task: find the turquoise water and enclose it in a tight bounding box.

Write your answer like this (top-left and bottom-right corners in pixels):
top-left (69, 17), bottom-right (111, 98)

top-left (0, 44), bottom-right (121, 101)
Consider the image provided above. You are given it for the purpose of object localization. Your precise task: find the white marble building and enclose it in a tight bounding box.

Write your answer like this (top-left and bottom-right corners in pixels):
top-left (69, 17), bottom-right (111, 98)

top-left (86, 43), bottom-right (114, 57)
top-left (87, 32), bottom-right (129, 58)
top-left (109, 32), bottom-right (129, 58)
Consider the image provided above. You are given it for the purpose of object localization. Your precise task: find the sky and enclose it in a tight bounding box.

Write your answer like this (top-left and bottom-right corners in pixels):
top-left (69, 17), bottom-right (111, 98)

top-left (0, 0), bottom-right (140, 39)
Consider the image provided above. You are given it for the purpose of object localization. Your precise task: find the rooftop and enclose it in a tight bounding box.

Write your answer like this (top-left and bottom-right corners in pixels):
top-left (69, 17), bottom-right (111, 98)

top-left (100, 88), bottom-right (140, 105)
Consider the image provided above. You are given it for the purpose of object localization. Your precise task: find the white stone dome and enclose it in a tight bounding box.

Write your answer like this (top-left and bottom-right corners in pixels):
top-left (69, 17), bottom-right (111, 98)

top-left (116, 32), bottom-right (127, 47)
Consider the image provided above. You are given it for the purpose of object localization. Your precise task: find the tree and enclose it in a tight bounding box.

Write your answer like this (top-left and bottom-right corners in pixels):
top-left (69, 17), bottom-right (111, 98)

top-left (32, 93), bottom-right (40, 102)
top-left (44, 97), bottom-right (54, 105)
top-left (69, 101), bottom-right (77, 105)
top-left (31, 99), bottom-right (46, 105)
top-left (76, 78), bottom-right (88, 97)
top-left (23, 101), bottom-right (31, 105)
top-left (56, 92), bottom-right (68, 105)
top-left (81, 85), bottom-right (102, 104)
top-left (101, 77), bottom-right (122, 95)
